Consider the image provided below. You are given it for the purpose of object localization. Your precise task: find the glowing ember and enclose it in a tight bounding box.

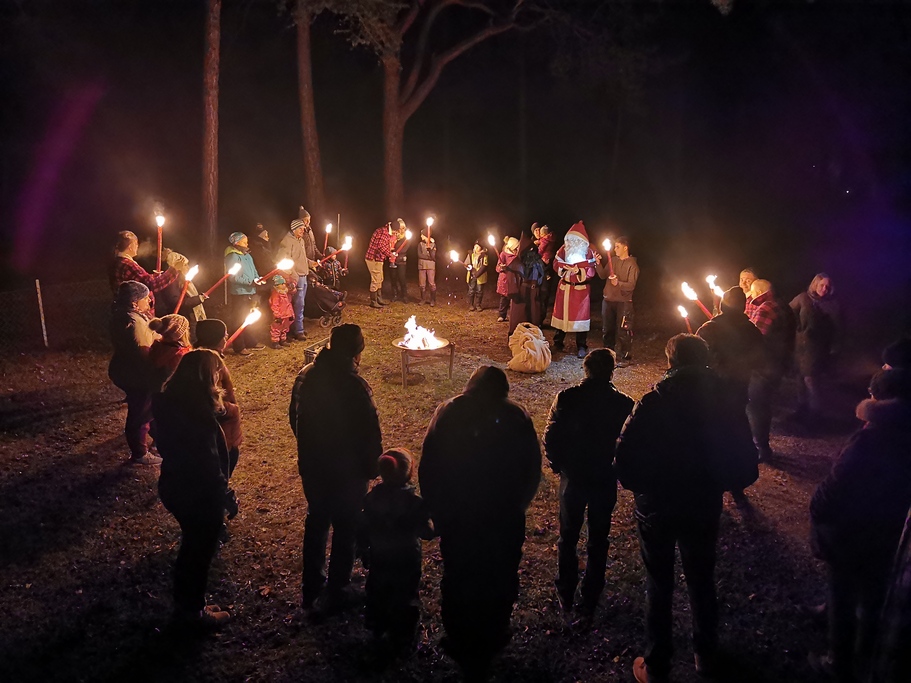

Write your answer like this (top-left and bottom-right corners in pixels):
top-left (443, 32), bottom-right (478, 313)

top-left (400, 315), bottom-right (445, 350)
top-left (681, 282), bottom-right (698, 300)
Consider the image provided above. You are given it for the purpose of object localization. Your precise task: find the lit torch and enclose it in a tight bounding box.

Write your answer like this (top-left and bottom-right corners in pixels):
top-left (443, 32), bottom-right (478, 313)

top-left (225, 309), bottom-right (262, 348)
top-left (706, 274), bottom-right (723, 313)
top-left (343, 235), bottom-right (352, 268)
top-left (601, 238), bottom-right (615, 277)
top-left (173, 264), bottom-right (199, 314)
top-left (324, 223), bottom-right (332, 252)
top-left (682, 282), bottom-right (713, 319)
top-left (260, 258), bottom-right (296, 281)
top-left (678, 305), bottom-right (693, 334)
top-left (426, 216), bottom-right (434, 241)
top-left (155, 213), bottom-right (166, 272)
top-left (449, 250), bottom-right (460, 265)
top-left (405, 229), bottom-right (413, 241)
top-left (203, 262), bottom-right (241, 298)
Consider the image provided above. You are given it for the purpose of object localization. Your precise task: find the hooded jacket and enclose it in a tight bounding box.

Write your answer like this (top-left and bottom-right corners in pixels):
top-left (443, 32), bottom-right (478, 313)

top-left (810, 397), bottom-right (911, 573)
top-left (615, 365), bottom-right (758, 517)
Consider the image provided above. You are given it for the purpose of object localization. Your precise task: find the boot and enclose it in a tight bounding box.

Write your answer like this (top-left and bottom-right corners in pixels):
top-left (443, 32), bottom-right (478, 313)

top-left (422, 287), bottom-right (431, 305)
top-left (376, 291), bottom-right (389, 306)
top-left (419, 287), bottom-right (426, 305)
top-left (476, 292), bottom-right (483, 310)
top-left (369, 291), bottom-right (381, 309)
top-left (468, 294), bottom-right (476, 311)
top-left (430, 289), bottom-right (436, 307)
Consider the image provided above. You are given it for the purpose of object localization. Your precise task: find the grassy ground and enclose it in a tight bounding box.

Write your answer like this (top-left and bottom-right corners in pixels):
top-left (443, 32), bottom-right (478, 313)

top-left (0, 276), bottom-right (865, 682)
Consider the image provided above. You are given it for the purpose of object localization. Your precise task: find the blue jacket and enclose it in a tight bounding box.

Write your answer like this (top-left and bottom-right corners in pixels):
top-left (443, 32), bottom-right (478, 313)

top-left (225, 246), bottom-right (259, 296)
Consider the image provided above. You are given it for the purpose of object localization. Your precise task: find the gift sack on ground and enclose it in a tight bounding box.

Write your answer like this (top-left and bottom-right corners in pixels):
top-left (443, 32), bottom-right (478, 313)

top-left (507, 323), bottom-right (552, 373)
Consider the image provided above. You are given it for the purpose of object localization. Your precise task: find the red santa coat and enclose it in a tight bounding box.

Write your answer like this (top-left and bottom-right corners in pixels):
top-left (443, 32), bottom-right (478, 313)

top-left (551, 222), bottom-right (595, 333)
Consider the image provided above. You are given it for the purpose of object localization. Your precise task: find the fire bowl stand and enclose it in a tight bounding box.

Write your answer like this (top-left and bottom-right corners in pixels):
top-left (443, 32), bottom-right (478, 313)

top-left (393, 339), bottom-right (455, 387)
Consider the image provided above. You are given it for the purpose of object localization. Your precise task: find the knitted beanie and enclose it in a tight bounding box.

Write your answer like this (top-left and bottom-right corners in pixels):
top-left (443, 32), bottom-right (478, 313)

top-left (228, 232), bottom-right (246, 245)
top-left (116, 280), bottom-right (150, 305)
top-left (149, 314), bottom-right (189, 342)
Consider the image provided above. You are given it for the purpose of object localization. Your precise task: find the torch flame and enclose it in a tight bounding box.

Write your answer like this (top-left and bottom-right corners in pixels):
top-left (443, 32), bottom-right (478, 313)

top-left (325, 223), bottom-right (332, 233)
top-left (402, 315), bottom-right (444, 350)
top-left (186, 265), bottom-right (199, 281)
top-left (243, 309), bottom-right (262, 327)
top-left (487, 234), bottom-right (496, 247)
top-left (712, 285), bottom-right (725, 298)
top-left (405, 230), bottom-right (413, 240)
top-left (276, 258), bottom-right (295, 271)
top-left (705, 274), bottom-right (717, 288)
top-left (449, 250), bottom-right (460, 263)
top-left (155, 215), bottom-right (165, 228)
top-left (228, 263), bottom-right (242, 276)
top-left (602, 238), bottom-right (612, 251)
top-left (681, 282), bottom-right (698, 301)
top-left (426, 217), bottom-right (435, 228)
top-left (344, 235), bottom-right (352, 247)
top-left (678, 305), bottom-right (689, 319)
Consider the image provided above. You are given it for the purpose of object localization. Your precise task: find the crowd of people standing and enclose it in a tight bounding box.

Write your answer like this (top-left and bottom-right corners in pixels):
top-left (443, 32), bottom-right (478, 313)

top-left (104, 213), bottom-right (909, 683)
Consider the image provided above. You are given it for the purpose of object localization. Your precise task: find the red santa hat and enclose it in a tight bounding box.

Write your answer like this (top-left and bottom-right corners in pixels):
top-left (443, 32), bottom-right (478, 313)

top-left (565, 221), bottom-right (589, 243)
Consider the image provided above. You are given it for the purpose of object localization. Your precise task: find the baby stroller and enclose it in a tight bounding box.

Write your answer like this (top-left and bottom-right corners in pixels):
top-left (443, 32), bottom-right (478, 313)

top-left (305, 277), bottom-right (347, 328)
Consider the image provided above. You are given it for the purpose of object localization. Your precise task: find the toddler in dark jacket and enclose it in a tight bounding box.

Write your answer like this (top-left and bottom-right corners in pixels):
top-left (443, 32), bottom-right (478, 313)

top-left (361, 448), bottom-right (435, 651)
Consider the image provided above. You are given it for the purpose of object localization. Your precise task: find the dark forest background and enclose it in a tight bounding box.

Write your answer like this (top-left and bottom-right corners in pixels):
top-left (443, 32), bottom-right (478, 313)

top-left (2, 0), bottom-right (911, 346)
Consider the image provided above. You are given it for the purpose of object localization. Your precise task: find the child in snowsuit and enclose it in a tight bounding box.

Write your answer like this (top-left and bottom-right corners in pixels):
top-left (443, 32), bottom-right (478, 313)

top-left (361, 448), bottom-right (436, 650)
top-left (269, 275), bottom-right (295, 349)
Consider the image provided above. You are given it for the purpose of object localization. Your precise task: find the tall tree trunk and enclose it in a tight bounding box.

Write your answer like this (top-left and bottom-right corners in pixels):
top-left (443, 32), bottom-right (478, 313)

top-left (295, 6), bottom-right (326, 215)
top-left (202, 0), bottom-right (221, 259)
top-left (382, 54), bottom-right (405, 217)
top-left (517, 44), bottom-right (527, 218)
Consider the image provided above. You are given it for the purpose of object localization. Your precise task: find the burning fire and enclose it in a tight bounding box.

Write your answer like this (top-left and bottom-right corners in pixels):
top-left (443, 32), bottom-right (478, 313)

top-left (681, 282), bottom-right (698, 301)
top-left (400, 315), bottom-right (445, 350)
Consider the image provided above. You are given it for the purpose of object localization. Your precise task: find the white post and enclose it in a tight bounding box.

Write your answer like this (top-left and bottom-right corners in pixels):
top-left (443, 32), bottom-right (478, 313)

top-left (35, 279), bottom-right (49, 348)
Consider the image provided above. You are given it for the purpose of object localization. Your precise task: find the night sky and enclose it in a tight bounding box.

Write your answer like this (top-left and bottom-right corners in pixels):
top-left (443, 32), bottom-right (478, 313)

top-left (3, 0), bottom-right (911, 342)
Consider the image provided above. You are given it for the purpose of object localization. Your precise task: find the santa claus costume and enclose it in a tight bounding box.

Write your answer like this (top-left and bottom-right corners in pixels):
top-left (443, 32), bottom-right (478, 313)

top-left (552, 221), bottom-right (595, 358)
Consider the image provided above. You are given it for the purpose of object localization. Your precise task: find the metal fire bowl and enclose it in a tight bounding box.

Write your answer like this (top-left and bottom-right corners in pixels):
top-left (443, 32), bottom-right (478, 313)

top-left (392, 337), bottom-right (451, 355)
top-left (393, 337), bottom-right (455, 387)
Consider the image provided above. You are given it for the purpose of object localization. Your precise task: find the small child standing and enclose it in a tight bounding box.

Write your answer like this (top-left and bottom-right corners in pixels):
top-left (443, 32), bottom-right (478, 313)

top-left (361, 448), bottom-right (435, 652)
top-left (269, 275), bottom-right (295, 349)
top-left (148, 314), bottom-right (192, 392)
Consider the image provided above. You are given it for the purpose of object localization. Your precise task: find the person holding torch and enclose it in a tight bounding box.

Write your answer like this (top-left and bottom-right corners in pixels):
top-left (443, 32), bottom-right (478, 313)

top-left (365, 221), bottom-right (395, 308)
top-left (389, 219), bottom-right (411, 302)
top-left (464, 240), bottom-right (489, 311)
top-left (279, 213), bottom-right (317, 341)
top-left (417, 225), bottom-right (438, 306)
top-left (224, 232), bottom-right (265, 356)
top-left (109, 230), bottom-right (180, 315)
top-left (595, 236), bottom-right (639, 366)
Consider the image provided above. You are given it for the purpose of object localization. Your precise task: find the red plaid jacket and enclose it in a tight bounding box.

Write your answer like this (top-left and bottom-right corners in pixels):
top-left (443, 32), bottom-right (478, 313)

top-left (109, 256), bottom-right (179, 310)
top-left (365, 227), bottom-right (392, 262)
top-left (748, 291), bottom-right (783, 336)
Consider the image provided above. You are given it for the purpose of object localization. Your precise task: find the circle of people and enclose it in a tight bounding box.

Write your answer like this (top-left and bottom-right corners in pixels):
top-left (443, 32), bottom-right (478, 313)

top-left (106, 211), bottom-right (909, 682)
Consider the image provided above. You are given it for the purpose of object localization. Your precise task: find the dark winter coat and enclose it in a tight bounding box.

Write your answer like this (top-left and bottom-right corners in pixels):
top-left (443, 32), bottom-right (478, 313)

top-left (248, 234), bottom-right (275, 278)
top-left (790, 290), bottom-right (839, 377)
top-left (361, 483), bottom-right (435, 569)
top-left (289, 348), bottom-right (382, 485)
top-left (544, 377), bottom-right (634, 485)
top-left (420, 390), bottom-right (540, 530)
top-left (615, 365), bottom-right (759, 518)
top-left (155, 277), bottom-right (205, 319)
top-left (810, 397), bottom-right (911, 574)
top-left (696, 310), bottom-right (765, 397)
top-left (153, 393), bottom-right (230, 512)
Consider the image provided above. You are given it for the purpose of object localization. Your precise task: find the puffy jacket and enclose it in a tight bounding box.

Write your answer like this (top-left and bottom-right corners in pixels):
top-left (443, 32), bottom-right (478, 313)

top-left (278, 232), bottom-right (311, 280)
